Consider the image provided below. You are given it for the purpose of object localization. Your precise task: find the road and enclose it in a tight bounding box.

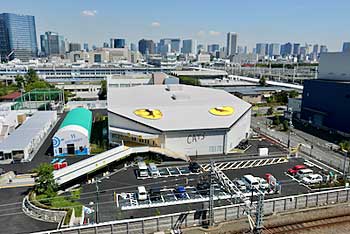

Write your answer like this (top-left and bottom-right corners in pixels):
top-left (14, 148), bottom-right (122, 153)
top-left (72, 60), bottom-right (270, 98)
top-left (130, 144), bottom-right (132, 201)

top-left (0, 187), bottom-right (57, 234)
top-left (251, 116), bottom-right (349, 173)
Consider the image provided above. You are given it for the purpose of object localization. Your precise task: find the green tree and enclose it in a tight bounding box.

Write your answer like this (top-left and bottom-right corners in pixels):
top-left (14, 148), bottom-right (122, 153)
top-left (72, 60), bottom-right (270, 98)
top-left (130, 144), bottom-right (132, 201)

top-left (25, 68), bottom-right (39, 83)
top-left (340, 141), bottom-right (350, 152)
top-left (98, 80), bottom-right (107, 100)
top-left (282, 120), bottom-right (290, 131)
top-left (259, 77), bottom-right (267, 86)
top-left (273, 115), bottom-right (281, 126)
top-left (267, 107), bottom-right (274, 115)
top-left (15, 75), bottom-right (26, 89)
top-left (33, 163), bottom-right (58, 197)
top-left (289, 90), bottom-right (299, 99)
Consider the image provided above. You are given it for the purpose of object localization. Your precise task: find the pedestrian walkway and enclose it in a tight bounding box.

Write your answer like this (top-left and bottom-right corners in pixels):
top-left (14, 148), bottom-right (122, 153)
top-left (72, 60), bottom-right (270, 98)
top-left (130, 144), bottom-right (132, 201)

top-left (201, 157), bottom-right (288, 171)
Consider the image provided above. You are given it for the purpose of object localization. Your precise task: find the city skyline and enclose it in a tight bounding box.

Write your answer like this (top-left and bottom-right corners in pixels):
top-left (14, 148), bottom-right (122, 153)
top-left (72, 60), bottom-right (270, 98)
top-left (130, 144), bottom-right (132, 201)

top-left (1, 0), bottom-right (350, 51)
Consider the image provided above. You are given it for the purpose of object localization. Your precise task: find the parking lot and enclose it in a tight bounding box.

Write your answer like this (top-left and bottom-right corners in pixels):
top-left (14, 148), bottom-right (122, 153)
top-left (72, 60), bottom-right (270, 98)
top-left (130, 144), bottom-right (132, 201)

top-left (78, 154), bottom-right (336, 223)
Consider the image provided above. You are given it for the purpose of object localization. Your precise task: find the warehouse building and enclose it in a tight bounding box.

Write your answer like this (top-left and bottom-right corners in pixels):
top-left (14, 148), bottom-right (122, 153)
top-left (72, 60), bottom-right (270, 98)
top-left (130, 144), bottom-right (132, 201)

top-left (108, 84), bottom-right (251, 157)
top-left (53, 108), bottom-right (92, 156)
top-left (0, 111), bottom-right (57, 163)
top-left (301, 52), bottom-right (350, 135)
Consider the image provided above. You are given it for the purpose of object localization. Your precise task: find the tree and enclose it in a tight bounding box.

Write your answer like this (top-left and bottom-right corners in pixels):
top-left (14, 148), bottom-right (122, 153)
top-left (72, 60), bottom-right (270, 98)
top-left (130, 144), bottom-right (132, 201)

top-left (15, 75), bottom-right (25, 89)
top-left (340, 141), bottom-right (350, 152)
top-left (98, 80), bottom-right (107, 100)
top-left (273, 115), bottom-right (281, 126)
top-left (282, 120), bottom-right (290, 131)
top-left (33, 163), bottom-right (58, 197)
top-left (289, 90), bottom-right (299, 99)
top-left (25, 68), bottom-right (39, 83)
top-left (267, 107), bottom-right (274, 115)
top-left (259, 76), bottom-right (267, 86)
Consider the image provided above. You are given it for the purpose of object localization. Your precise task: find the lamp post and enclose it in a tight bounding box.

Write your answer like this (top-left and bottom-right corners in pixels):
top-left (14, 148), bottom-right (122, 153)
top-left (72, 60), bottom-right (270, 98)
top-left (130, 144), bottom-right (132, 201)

top-left (95, 178), bottom-right (101, 223)
top-left (287, 108), bottom-right (294, 157)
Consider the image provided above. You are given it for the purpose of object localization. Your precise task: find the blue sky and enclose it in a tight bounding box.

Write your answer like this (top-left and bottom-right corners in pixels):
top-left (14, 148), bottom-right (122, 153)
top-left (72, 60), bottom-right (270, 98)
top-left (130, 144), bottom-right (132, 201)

top-left (1, 0), bottom-right (350, 51)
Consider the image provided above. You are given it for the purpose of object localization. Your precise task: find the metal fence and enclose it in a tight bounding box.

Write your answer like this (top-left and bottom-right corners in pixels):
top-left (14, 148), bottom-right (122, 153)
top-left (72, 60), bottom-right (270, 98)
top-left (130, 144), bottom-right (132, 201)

top-left (33, 187), bottom-right (350, 234)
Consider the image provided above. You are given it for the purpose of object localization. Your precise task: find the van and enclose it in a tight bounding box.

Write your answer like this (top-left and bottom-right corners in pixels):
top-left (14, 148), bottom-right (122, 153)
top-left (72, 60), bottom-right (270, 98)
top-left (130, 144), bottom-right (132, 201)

top-left (138, 161), bottom-right (149, 177)
top-left (296, 168), bottom-right (313, 179)
top-left (148, 163), bottom-right (159, 177)
top-left (242, 174), bottom-right (259, 191)
top-left (137, 186), bottom-right (147, 201)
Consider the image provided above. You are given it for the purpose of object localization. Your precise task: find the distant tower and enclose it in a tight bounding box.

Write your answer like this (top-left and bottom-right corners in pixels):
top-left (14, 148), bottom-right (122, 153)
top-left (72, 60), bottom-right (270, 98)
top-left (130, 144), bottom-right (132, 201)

top-left (226, 32), bottom-right (237, 57)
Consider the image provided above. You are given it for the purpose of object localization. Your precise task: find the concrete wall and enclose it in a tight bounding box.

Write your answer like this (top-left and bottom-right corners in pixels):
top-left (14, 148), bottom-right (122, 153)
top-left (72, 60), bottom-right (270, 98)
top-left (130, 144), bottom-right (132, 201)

top-left (225, 109), bottom-right (251, 153)
top-left (164, 130), bottom-right (225, 156)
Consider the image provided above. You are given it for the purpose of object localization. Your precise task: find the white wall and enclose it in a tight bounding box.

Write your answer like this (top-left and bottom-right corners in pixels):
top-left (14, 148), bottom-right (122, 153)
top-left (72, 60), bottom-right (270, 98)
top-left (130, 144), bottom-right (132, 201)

top-left (108, 112), bottom-right (161, 135)
top-left (225, 109), bottom-right (251, 153)
top-left (164, 130), bottom-right (225, 156)
top-left (318, 52), bottom-right (350, 80)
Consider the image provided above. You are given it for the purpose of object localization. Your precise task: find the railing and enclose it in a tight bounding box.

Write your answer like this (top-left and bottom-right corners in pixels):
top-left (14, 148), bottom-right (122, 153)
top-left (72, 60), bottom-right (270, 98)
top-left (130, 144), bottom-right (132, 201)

top-left (33, 187), bottom-right (350, 234)
top-left (22, 195), bottom-right (66, 224)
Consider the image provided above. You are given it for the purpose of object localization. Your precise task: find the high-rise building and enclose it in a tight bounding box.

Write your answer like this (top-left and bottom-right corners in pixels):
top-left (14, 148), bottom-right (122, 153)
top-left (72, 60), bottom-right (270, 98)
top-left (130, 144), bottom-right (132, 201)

top-left (40, 31), bottom-right (65, 56)
top-left (207, 44), bottom-right (220, 54)
top-left (110, 38), bottom-right (126, 48)
top-left (312, 44), bottom-right (319, 55)
top-left (159, 38), bottom-right (181, 54)
top-left (138, 39), bottom-right (155, 55)
top-left (342, 42), bottom-right (350, 53)
top-left (197, 44), bottom-right (205, 53)
top-left (226, 32), bottom-right (237, 56)
top-left (320, 45), bottom-right (328, 53)
top-left (268, 43), bottom-right (280, 57)
top-left (69, 43), bottom-right (81, 52)
top-left (182, 39), bottom-right (197, 54)
top-left (293, 43), bottom-right (300, 55)
top-left (130, 43), bottom-right (137, 52)
top-left (103, 42), bottom-right (109, 48)
top-left (280, 42), bottom-right (293, 56)
top-left (83, 43), bottom-right (89, 52)
top-left (0, 13), bottom-right (38, 61)
top-left (256, 43), bottom-right (268, 56)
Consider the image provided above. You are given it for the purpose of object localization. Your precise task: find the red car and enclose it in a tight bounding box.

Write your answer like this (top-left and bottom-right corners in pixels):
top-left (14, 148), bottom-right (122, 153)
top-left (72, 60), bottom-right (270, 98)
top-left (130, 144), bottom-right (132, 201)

top-left (287, 165), bottom-right (307, 175)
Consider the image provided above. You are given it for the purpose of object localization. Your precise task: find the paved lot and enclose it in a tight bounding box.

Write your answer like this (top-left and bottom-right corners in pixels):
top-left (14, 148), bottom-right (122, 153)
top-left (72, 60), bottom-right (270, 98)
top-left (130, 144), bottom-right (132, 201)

top-left (76, 156), bottom-right (312, 223)
top-left (0, 187), bottom-right (57, 234)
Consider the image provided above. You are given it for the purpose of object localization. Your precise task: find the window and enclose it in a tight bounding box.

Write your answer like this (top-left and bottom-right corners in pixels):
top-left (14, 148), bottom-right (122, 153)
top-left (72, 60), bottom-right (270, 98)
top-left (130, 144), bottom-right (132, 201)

top-left (59, 148), bottom-right (62, 153)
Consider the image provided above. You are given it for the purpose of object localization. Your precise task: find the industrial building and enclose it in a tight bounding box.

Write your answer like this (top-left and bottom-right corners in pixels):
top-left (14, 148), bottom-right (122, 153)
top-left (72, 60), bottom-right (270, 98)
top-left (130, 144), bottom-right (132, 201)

top-left (0, 111), bottom-right (57, 162)
top-left (53, 108), bottom-right (92, 156)
top-left (301, 52), bottom-right (350, 134)
top-left (108, 84), bottom-right (251, 157)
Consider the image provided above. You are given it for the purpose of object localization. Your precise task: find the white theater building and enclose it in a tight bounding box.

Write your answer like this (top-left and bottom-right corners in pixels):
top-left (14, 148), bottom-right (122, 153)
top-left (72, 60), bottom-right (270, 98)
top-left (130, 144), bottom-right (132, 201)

top-left (107, 84), bottom-right (251, 157)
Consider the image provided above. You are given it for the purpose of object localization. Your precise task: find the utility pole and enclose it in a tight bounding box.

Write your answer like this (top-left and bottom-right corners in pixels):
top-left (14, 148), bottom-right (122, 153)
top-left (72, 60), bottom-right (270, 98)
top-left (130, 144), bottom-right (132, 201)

top-left (342, 150), bottom-right (348, 179)
top-left (95, 179), bottom-right (101, 223)
top-left (253, 191), bottom-right (265, 234)
top-left (208, 160), bottom-right (215, 227)
top-left (287, 108), bottom-right (293, 157)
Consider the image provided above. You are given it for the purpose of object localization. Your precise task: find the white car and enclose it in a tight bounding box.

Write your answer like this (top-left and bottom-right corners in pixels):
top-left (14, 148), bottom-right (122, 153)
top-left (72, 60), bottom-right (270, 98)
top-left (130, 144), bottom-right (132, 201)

top-left (256, 177), bottom-right (269, 190)
top-left (302, 174), bottom-right (323, 185)
top-left (137, 186), bottom-right (148, 201)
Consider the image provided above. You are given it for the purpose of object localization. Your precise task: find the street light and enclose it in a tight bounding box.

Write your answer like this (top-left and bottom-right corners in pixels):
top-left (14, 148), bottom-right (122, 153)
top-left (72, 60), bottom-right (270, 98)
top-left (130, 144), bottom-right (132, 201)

top-left (94, 178), bottom-right (102, 224)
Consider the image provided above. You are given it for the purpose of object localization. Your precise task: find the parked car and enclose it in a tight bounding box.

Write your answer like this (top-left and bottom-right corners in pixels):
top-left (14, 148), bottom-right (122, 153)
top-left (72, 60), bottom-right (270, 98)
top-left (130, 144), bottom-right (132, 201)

top-left (148, 163), bottom-right (159, 177)
top-left (174, 186), bottom-right (187, 199)
top-left (149, 186), bottom-right (162, 201)
top-left (233, 179), bottom-right (247, 192)
top-left (287, 165), bottom-right (307, 175)
top-left (196, 182), bottom-right (210, 195)
top-left (256, 177), bottom-right (269, 190)
top-left (242, 174), bottom-right (260, 191)
top-left (137, 186), bottom-right (147, 201)
top-left (296, 168), bottom-right (314, 179)
top-left (302, 174), bottom-right (323, 184)
top-left (189, 162), bottom-right (201, 173)
top-left (138, 161), bottom-right (149, 177)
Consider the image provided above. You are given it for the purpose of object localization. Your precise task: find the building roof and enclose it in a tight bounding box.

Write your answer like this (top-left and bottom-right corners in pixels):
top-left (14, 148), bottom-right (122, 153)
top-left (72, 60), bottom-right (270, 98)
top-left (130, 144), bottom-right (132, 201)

top-left (0, 111), bottom-right (57, 151)
top-left (0, 91), bottom-right (21, 101)
top-left (108, 84), bottom-right (251, 131)
top-left (59, 108), bottom-right (92, 138)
